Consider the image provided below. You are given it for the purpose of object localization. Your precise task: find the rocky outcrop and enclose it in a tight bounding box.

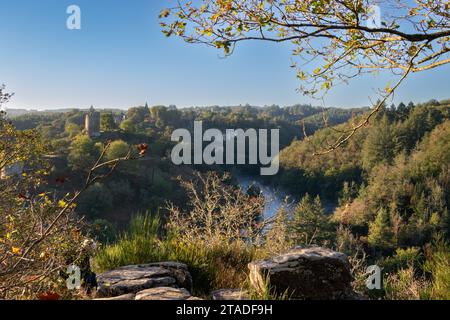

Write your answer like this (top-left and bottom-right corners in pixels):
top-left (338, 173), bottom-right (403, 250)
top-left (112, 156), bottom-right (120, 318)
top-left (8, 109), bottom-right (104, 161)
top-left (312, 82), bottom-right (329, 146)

top-left (94, 288), bottom-right (201, 301)
top-left (94, 248), bottom-right (360, 300)
top-left (248, 246), bottom-right (355, 300)
top-left (211, 289), bottom-right (249, 300)
top-left (96, 262), bottom-right (192, 298)
top-left (145, 262), bottom-right (193, 292)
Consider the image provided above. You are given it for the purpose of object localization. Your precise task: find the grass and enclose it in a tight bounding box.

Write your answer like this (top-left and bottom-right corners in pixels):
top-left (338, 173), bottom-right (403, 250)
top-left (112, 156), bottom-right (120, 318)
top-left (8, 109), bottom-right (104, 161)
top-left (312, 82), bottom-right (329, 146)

top-left (247, 273), bottom-right (291, 300)
top-left (93, 214), bottom-right (450, 300)
top-left (93, 213), bottom-right (256, 296)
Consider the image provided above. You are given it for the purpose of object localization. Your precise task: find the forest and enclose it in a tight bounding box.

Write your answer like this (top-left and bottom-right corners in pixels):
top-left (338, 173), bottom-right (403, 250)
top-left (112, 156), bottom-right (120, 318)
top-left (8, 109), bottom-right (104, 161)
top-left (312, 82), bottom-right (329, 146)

top-left (1, 90), bottom-right (449, 300)
top-left (1, 0), bottom-right (449, 302)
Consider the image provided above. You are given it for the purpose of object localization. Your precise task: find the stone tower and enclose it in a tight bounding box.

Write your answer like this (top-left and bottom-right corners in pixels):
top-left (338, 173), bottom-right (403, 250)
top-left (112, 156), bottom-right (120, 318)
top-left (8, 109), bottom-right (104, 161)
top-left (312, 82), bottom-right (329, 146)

top-left (85, 105), bottom-right (100, 137)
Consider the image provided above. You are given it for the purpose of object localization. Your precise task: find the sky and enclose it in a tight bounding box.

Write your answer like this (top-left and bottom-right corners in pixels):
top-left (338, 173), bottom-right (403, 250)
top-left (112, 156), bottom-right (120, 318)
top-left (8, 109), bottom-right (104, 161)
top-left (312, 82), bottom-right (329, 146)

top-left (0, 0), bottom-right (449, 110)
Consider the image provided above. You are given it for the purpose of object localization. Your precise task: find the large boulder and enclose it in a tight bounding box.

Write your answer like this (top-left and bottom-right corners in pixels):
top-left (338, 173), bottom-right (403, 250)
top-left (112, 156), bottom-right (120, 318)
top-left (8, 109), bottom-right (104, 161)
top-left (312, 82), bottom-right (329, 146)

top-left (248, 246), bottom-right (354, 300)
top-left (96, 262), bottom-right (192, 298)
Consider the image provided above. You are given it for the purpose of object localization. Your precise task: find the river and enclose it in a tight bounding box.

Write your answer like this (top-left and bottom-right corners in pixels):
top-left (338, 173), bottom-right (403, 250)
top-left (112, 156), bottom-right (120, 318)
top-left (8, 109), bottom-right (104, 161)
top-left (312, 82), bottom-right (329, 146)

top-left (235, 175), bottom-right (337, 218)
top-left (235, 175), bottom-right (296, 219)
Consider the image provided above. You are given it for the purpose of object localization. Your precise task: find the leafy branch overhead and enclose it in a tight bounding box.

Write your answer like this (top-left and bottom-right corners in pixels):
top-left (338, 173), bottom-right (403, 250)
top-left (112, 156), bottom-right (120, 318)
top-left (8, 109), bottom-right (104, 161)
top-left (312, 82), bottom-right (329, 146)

top-left (160, 0), bottom-right (449, 152)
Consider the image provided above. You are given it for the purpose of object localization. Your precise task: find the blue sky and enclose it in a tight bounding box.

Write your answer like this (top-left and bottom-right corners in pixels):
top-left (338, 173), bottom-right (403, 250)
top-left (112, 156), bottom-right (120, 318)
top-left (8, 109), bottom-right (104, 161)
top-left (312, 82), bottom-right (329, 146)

top-left (0, 0), bottom-right (448, 110)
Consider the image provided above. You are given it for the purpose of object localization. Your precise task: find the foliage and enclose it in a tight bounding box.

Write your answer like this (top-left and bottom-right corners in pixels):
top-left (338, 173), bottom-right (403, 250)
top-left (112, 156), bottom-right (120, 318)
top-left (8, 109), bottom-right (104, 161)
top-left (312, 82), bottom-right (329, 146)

top-left (65, 122), bottom-right (82, 138)
top-left (68, 135), bottom-right (99, 171)
top-left (289, 194), bottom-right (332, 246)
top-left (161, 0), bottom-right (449, 151)
top-left (423, 234), bottom-right (450, 300)
top-left (104, 140), bottom-right (129, 161)
top-left (119, 119), bottom-right (136, 133)
top-left (247, 273), bottom-right (290, 301)
top-left (100, 113), bottom-right (117, 132)
top-left (264, 208), bottom-right (292, 256)
top-left (362, 114), bottom-right (396, 171)
top-left (93, 213), bottom-right (256, 296)
top-left (162, 1), bottom-right (449, 97)
top-left (90, 219), bottom-right (117, 244)
top-left (0, 88), bottom-right (88, 299)
top-left (1, 86), bottom-right (140, 299)
top-left (166, 172), bottom-right (266, 247)
top-left (384, 266), bottom-right (430, 300)
top-left (368, 208), bottom-right (396, 250)
top-left (382, 247), bottom-right (423, 274)
top-left (77, 183), bottom-right (113, 218)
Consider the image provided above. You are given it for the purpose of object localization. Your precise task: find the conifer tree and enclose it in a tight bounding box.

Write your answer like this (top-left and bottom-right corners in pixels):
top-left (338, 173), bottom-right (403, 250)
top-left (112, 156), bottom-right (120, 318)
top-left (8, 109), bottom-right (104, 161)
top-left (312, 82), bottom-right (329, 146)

top-left (289, 194), bottom-right (331, 245)
top-left (362, 114), bottom-right (396, 171)
top-left (368, 208), bottom-right (396, 249)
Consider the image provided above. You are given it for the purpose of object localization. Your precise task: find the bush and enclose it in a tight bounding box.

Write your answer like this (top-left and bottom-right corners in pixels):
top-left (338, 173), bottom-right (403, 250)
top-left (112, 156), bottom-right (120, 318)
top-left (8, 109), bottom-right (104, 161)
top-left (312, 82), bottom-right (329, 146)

top-left (90, 219), bottom-right (117, 244)
top-left (424, 234), bottom-right (450, 299)
top-left (77, 183), bottom-right (113, 217)
top-left (104, 140), bottom-right (129, 161)
top-left (383, 247), bottom-right (423, 273)
top-left (384, 266), bottom-right (430, 300)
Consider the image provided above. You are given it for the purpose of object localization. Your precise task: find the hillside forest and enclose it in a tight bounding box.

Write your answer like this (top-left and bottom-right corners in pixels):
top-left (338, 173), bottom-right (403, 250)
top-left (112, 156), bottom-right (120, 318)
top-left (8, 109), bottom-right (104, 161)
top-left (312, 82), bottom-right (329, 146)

top-left (1, 89), bottom-right (449, 299)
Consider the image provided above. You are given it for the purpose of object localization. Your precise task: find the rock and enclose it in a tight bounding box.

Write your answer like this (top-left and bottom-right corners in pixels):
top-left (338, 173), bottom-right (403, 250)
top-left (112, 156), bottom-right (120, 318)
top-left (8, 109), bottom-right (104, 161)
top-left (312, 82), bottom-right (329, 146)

top-left (212, 289), bottom-right (250, 300)
top-left (144, 262), bottom-right (193, 292)
top-left (94, 293), bottom-right (136, 301)
top-left (248, 246), bottom-right (354, 300)
top-left (135, 287), bottom-right (192, 300)
top-left (96, 262), bottom-right (192, 298)
top-left (187, 296), bottom-right (204, 300)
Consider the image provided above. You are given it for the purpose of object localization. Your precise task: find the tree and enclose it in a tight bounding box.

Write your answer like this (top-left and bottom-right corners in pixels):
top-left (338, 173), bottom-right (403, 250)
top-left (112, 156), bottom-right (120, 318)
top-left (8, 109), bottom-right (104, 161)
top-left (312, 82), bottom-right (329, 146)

top-left (161, 1), bottom-right (449, 151)
top-left (77, 183), bottom-right (113, 217)
top-left (362, 114), bottom-right (396, 171)
top-left (289, 194), bottom-right (331, 245)
top-left (65, 122), bottom-right (82, 138)
top-left (68, 135), bottom-right (98, 171)
top-left (0, 85), bottom-right (137, 298)
top-left (127, 106), bottom-right (148, 124)
top-left (120, 119), bottom-right (136, 133)
top-left (265, 208), bottom-right (292, 255)
top-left (368, 208), bottom-right (395, 249)
top-left (100, 113), bottom-right (117, 132)
top-left (105, 140), bottom-right (130, 161)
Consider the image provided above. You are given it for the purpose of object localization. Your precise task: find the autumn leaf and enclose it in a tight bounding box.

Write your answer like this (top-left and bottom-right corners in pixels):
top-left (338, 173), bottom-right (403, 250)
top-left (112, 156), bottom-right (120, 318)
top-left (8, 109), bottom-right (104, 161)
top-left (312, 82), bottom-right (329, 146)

top-left (12, 247), bottom-right (22, 255)
top-left (18, 193), bottom-right (29, 200)
top-left (137, 143), bottom-right (149, 156)
top-left (159, 8), bottom-right (170, 19)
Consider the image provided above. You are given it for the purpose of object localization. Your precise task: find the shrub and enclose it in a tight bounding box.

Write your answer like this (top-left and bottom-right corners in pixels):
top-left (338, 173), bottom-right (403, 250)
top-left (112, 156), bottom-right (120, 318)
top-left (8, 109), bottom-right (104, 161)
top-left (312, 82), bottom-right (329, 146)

top-left (90, 219), bottom-right (117, 244)
top-left (166, 172), bottom-right (265, 248)
top-left (384, 266), bottom-right (430, 300)
top-left (382, 247), bottom-right (423, 273)
top-left (77, 183), bottom-right (113, 217)
top-left (424, 234), bottom-right (450, 300)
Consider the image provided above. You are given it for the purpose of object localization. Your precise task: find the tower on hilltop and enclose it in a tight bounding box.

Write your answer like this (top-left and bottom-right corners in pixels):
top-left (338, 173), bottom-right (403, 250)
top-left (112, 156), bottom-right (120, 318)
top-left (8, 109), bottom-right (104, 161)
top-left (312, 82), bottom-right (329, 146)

top-left (85, 105), bottom-right (100, 137)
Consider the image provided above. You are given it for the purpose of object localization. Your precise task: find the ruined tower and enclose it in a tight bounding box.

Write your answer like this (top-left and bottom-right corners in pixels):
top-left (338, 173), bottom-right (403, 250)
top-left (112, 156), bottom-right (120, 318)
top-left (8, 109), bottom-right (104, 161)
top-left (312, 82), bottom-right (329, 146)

top-left (85, 105), bottom-right (100, 137)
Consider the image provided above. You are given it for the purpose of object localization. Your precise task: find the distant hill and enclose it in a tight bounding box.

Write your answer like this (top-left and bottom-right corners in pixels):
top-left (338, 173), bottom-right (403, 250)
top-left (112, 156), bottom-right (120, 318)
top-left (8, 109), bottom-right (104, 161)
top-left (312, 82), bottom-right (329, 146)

top-left (4, 108), bottom-right (39, 117)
